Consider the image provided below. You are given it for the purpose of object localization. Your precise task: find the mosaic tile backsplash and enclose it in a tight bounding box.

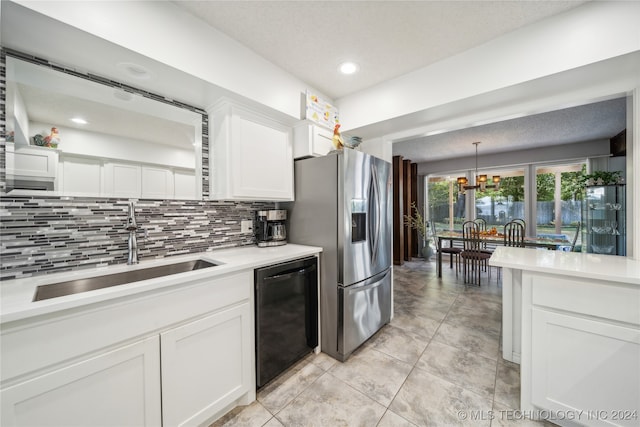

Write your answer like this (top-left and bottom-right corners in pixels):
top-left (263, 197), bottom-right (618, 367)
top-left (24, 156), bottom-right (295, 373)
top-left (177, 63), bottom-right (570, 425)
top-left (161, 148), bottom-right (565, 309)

top-left (0, 197), bottom-right (274, 280)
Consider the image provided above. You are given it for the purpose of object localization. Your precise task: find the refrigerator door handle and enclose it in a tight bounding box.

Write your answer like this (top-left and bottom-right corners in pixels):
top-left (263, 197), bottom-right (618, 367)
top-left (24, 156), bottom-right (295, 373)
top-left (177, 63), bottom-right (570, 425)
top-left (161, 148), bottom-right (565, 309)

top-left (346, 268), bottom-right (390, 292)
top-left (371, 164), bottom-right (381, 264)
top-left (368, 168), bottom-right (376, 263)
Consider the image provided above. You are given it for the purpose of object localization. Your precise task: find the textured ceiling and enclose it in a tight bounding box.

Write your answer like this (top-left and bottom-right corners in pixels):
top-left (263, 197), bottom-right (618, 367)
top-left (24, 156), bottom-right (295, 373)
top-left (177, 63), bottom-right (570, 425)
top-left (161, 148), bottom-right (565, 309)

top-left (173, 0), bottom-right (587, 99)
top-left (392, 97), bottom-right (627, 163)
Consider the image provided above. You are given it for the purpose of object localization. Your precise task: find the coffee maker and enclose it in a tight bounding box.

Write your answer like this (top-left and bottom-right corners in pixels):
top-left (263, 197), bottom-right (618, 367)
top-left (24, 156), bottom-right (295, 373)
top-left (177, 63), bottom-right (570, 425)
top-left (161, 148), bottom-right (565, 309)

top-left (255, 210), bottom-right (287, 247)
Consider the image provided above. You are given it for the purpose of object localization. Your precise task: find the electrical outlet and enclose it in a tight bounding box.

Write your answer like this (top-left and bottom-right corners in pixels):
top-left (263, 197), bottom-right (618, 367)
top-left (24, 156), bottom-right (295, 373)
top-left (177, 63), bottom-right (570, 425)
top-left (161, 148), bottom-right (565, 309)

top-left (241, 220), bottom-right (253, 234)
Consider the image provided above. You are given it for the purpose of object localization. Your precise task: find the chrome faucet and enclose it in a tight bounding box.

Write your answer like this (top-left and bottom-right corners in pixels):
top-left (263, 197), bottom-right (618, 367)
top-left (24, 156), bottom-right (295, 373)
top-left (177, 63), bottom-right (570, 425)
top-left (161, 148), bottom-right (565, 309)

top-left (125, 201), bottom-right (139, 265)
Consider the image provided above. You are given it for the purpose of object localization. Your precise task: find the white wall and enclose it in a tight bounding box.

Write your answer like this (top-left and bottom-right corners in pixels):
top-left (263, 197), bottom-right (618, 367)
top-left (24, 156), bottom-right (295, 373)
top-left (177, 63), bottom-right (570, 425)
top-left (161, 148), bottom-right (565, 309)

top-left (30, 122), bottom-right (195, 170)
top-left (358, 137), bottom-right (393, 163)
top-left (337, 1), bottom-right (640, 131)
top-left (8, 82), bottom-right (29, 146)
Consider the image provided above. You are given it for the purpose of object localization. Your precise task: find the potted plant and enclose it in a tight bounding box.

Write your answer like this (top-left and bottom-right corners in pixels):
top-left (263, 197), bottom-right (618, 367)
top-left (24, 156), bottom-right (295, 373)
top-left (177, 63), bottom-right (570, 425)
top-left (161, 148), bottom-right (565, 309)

top-left (404, 202), bottom-right (434, 260)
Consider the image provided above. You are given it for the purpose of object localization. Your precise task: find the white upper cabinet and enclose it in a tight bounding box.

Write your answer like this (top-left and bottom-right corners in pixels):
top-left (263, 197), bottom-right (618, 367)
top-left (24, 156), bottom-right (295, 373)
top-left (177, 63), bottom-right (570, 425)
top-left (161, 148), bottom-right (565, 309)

top-left (293, 121), bottom-right (334, 159)
top-left (59, 155), bottom-right (103, 195)
top-left (104, 162), bottom-right (142, 198)
top-left (141, 166), bottom-right (175, 199)
top-left (5, 145), bottom-right (59, 183)
top-left (210, 100), bottom-right (294, 201)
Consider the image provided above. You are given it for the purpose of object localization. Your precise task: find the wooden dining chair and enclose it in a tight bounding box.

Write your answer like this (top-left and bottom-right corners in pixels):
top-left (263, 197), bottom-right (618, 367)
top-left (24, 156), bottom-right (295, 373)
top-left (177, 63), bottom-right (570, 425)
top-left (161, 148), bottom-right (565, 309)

top-left (474, 217), bottom-right (487, 231)
top-left (430, 220), bottom-right (461, 276)
top-left (460, 220), bottom-right (491, 286)
top-left (512, 218), bottom-right (526, 233)
top-left (474, 217), bottom-right (495, 255)
top-left (503, 221), bottom-right (525, 247)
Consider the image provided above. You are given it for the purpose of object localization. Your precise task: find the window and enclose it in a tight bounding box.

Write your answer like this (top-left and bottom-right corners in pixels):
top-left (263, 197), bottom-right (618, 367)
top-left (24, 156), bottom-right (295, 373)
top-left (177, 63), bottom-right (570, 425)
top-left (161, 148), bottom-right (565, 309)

top-left (427, 176), bottom-right (463, 231)
top-left (426, 162), bottom-right (585, 250)
top-left (535, 163), bottom-right (585, 248)
top-left (474, 169), bottom-right (524, 226)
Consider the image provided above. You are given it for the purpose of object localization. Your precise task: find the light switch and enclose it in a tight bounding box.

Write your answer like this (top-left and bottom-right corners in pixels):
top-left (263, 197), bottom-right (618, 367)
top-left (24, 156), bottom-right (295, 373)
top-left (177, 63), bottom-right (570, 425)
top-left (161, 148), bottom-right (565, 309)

top-left (241, 220), bottom-right (253, 234)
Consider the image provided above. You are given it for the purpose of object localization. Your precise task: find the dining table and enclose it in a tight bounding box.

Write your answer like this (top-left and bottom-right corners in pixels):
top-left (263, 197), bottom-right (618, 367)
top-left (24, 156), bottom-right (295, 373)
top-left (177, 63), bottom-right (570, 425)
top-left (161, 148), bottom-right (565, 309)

top-left (433, 230), bottom-right (571, 278)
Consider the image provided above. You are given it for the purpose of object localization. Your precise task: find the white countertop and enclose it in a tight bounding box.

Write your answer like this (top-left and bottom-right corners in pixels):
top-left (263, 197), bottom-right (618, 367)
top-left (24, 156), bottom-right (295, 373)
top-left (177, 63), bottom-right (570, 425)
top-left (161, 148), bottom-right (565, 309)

top-left (0, 244), bottom-right (322, 324)
top-left (489, 246), bottom-right (640, 285)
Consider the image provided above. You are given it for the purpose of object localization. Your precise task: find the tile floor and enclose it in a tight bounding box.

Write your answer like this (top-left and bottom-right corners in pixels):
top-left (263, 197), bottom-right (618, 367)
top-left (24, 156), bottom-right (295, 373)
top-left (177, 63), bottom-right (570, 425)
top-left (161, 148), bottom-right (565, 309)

top-left (212, 259), bottom-right (556, 426)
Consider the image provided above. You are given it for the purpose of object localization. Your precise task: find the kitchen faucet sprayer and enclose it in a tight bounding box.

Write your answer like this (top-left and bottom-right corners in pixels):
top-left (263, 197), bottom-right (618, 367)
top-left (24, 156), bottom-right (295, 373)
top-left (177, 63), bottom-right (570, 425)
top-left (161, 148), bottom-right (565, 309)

top-left (125, 201), bottom-right (139, 264)
top-left (125, 201), bottom-right (138, 231)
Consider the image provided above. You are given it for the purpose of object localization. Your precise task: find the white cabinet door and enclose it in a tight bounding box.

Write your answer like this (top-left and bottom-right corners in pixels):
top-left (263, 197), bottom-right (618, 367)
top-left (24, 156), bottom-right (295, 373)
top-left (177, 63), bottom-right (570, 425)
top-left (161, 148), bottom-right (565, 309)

top-left (0, 336), bottom-right (161, 427)
top-left (210, 101), bottom-right (294, 201)
top-left (141, 166), bottom-right (174, 199)
top-left (293, 122), bottom-right (334, 158)
top-left (60, 155), bottom-right (102, 195)
top-left (231, 111), bottom-right (292, 200)
top-left (6, 145), bottom-right (58, 179)
top-left (174, 169), bottom-right (196, 199)
top-left (531, 308), bottom-right (640, 426)
top-left (104, 162), bottom-right (141, 198)
top-left (161, 302), bottom-right (252, 427)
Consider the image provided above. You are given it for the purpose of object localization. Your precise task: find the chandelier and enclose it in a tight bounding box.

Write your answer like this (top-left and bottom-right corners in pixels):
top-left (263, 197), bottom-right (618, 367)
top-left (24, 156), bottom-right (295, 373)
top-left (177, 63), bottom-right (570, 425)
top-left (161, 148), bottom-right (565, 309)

top-left (456, 142), bottom-right (501, 193)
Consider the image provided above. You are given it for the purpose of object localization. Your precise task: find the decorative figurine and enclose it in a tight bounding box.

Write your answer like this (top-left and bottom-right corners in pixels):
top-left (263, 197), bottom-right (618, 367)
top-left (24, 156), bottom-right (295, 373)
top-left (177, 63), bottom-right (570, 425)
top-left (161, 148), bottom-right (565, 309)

top-left (43, 127), bottom-right (60, 148)
top-left (332, 124), bottom-right (344, 150)
top-left (33, 134), bottom-right (46, 146)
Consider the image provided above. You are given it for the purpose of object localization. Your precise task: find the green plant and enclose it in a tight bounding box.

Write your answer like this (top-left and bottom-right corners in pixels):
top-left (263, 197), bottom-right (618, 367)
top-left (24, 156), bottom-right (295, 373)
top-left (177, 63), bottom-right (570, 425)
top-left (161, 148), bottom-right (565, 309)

top-left (404, 202), bottom-right (435, 260)
top-left (404, 202), bottom-right (428, 240)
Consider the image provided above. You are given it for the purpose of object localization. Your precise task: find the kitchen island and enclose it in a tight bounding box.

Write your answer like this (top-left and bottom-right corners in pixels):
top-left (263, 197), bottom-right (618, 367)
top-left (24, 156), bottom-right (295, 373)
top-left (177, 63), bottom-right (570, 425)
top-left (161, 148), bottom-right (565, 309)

top-left (1, 244), bottom-right (321, 427)
top-left (489, 247), bottom-right (640, 426)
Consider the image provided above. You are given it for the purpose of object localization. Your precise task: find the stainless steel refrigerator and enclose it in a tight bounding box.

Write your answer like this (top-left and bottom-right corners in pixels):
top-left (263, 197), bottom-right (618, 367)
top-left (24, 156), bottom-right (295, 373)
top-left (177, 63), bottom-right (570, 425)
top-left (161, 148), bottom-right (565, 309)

top-left (285, 149), bottom-right (392, 362)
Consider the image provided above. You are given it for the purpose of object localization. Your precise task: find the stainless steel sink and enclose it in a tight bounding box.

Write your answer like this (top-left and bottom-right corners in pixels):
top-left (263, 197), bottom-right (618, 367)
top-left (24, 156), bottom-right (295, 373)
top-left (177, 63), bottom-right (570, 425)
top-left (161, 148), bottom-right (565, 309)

top-left (33, 259), bottom-right (218, 302)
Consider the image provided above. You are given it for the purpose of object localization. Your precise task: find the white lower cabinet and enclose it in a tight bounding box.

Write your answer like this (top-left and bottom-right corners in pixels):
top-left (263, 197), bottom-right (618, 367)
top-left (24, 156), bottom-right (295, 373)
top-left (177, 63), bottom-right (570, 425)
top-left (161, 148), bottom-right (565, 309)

top-left (521, 272), bottom-right (640, 427)
top-left (531, 308), bottom-right (640, 426)
top-left (0, 270), bottom-right (255, 427)
top-left (0, 336), bottom-right (162, 427)
top-left (161, 302), bottom-right (252, 427)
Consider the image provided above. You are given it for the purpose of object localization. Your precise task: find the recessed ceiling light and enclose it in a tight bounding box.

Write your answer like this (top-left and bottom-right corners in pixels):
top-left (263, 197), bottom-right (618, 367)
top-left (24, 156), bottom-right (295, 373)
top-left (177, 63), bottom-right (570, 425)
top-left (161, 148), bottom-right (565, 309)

top-left (117, 62), bottom-right (152, 80)
top-left (339, 62), bottom-right (359, 75)
top-left (71, 117), bottom-right (88, 125)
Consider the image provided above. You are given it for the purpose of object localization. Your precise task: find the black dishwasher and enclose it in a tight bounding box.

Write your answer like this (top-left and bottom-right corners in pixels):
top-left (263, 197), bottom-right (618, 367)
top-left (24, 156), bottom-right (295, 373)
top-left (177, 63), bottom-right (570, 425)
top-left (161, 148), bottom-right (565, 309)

top-left (255, 256), bottom-right (318, 388)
